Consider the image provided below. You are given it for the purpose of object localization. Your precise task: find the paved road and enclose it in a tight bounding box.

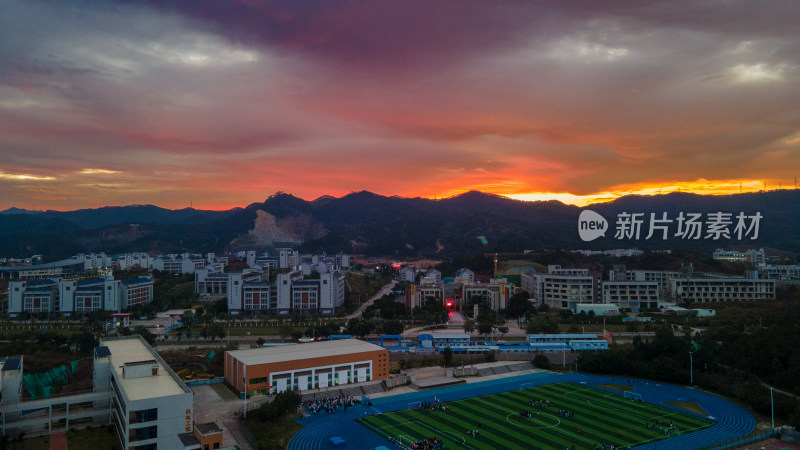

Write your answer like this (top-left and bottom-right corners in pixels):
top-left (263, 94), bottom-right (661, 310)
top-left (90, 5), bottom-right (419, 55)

top-left (346, 280), bottom-right (397, 319)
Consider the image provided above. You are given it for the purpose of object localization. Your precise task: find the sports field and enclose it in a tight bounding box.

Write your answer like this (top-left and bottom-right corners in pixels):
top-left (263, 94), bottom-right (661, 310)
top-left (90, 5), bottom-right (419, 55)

top-left (358, 382), bottom-right (714, 449)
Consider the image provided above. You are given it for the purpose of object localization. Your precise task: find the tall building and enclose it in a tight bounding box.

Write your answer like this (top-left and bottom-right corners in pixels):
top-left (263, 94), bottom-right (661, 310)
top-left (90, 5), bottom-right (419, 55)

top-left (527, 265), bottom-right (599, 309)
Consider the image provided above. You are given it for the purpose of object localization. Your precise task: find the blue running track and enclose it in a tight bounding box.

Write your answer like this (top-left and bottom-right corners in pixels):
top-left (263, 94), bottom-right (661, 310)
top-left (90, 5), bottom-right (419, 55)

top-left (287, 372), bottom-right (755, 450)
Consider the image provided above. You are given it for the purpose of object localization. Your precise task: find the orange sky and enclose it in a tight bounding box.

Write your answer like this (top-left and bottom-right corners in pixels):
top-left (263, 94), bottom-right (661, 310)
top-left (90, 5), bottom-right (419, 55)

top-left (1, 2), bottom-right (798, 211)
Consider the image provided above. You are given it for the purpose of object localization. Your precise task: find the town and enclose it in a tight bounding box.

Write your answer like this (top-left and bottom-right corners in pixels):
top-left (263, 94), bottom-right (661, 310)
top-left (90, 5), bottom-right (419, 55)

top-left (1, 245), bottom-right (799, 449)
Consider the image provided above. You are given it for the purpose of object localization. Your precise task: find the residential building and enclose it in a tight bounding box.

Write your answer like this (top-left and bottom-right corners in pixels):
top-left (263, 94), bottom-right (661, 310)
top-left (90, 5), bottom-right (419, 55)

top-left (461, 278), bottom-right (514, 312)
top-left (276, 248), bottom-right (299, 269)
top-left (116, 253), bottom-right (153, 270)
top-left (405, 282), bottom-right (445, 310)
top-left (608, 265), bottom-right (683, 301)
top-left (757, 264), bottom-right (800, 284)
top-left (424, 268), bottom-right (442, 284)
top-left (713, 248), bottom-right (766, 265)
top-left (670, 277), bottom-right (776, 303)
top-left (528, 265), bottom-right (599, 309)
top-left (601, 281), bottom-right (660, 309)
top-left (454, 268), bottom-right (474, 284)
top-left (73, 252), bottom-right (113, 270)
top-left (398, 266), bottom-right (416, 282)
top-left (152, 254), bottom-right (205, 274)
top-left (8, 275), bottom-right (153, 315)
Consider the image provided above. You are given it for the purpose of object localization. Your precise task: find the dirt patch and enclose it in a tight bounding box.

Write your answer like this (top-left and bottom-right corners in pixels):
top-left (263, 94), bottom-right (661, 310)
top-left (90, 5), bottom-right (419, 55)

top-left (159, 348), bottom-right (224, 379)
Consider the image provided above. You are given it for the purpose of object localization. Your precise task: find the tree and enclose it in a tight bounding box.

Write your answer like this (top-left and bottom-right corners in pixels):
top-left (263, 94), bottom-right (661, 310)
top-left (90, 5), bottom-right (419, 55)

top-left (498, 326), bottom-right (509, 339)
top-left (208, 323), bottom-right (226, 341)
top-left (533, 354), bottom-right (551, 369)
top-left (134, 326), bottom-right (157, 346)
top-left (382, 320), bottom-right (404, 335)
top-left (507, 291), bottom-right (534, 317)
top-left (463, 318), bottom-right (476, 334)
top-left (181, 310), bottom-right (194, 336)
top-left (442, 346), bottom-right (454, 368)
top-left (279, 324), bottom-right (294, 342)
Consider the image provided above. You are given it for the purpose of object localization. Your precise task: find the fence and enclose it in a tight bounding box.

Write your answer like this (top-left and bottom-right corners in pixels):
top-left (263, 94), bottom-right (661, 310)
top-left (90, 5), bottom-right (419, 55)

top-left (185, 377), bottom-right (226, 386)
top-left (701, 429), bottom-right (778, 449)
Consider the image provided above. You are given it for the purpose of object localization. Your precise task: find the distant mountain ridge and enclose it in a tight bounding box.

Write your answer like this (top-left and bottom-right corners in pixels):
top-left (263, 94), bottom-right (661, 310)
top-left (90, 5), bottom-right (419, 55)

top-left (0, 190), bottom-right (797, 260)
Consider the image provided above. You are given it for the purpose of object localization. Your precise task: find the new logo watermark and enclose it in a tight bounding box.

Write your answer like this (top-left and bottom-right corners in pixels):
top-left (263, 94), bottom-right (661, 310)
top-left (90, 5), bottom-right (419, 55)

top-left (578, 210), bottom-right (762, 242)
top-left (578, 210), bottom-right (608, 242)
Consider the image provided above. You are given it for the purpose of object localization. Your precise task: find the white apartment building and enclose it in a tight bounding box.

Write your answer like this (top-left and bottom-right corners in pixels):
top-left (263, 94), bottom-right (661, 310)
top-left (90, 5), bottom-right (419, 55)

top-left (73, 252), bottom-right (113, 270)
top-left (224, 269), bottom-right (345, 316)
top-left (601, 281), bottom-right (660, 309)
top-left (461, 278), bottom-right (514, 312)
top-left (152, 255), bottom-right (205, 274)
top-left (609, 265), bottom-right (683, 302)
top-left (670, 277), bottom-right (776, 303)
top-left (757, 264), bottom-right (800, 284)
top-left (194, 268), bottom-right (229, 296)
top-left (116, 253), bottom-right (153, 270)
top-left (398, 266), bottom-right (416, 282)
top-left (8, 276), bottom-right (153, 315)
top-left (527, 265), bottom-right (598, 310)
top-left (424, 268), bottom-right (442, 284)
top-left (405, 283), bottom-right (445, 310)
top-left (454, 268), bottom-right (475, 284)
top-left (713, 248), bottom-right (766, 265)
top-left (276, 248), bottom-right (299, 269)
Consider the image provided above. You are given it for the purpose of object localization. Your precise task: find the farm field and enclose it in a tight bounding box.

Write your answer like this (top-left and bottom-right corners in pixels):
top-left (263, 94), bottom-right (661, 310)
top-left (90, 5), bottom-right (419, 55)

top-left (358, 382), bottom-right (714, 449)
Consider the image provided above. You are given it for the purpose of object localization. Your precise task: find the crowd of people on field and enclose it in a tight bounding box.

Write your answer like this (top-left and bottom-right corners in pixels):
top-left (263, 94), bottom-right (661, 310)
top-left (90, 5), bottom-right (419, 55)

top-left (416, 400), bottom-right (449, 412)
top-left (412, 437), bottom-right (444, 449)
top-left (301, 394), bottom-right (361, 414)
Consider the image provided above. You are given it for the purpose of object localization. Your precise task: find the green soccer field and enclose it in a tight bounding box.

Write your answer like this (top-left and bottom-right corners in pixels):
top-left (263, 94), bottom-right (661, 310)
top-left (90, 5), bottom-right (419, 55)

top-left (358, 382), bottom-right (714, 450)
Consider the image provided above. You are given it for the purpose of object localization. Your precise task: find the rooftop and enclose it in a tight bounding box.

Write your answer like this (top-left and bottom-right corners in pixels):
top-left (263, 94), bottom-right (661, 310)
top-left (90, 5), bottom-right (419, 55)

top-left (228, 339), bottom-right (384, 366)
top-left (1, 356), bottom-right (21, 372)
top-left (195, 422), bottom-right (222, 435)
top-left (100, 336), bottom-right (188, 401)
top-left (121, 277), bottom-right (152, 285)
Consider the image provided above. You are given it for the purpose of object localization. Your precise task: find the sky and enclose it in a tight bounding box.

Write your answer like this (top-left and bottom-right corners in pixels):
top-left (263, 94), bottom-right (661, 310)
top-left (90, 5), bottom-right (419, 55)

top-left (1, 1), bottom-right (799, 211)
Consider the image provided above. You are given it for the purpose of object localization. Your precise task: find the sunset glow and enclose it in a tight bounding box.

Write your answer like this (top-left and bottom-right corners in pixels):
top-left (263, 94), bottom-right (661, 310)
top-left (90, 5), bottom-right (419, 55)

top-left (1, 2), bottom-right (798, 211)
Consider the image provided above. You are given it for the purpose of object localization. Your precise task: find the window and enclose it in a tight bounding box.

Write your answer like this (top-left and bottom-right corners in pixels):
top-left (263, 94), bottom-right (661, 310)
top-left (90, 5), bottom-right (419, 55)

top-left (130, 408), bottom-right (158, 424)
top-left (131, 444), bottom-right (157, 450)
top-left (129, 425), bottom-right (157, 442)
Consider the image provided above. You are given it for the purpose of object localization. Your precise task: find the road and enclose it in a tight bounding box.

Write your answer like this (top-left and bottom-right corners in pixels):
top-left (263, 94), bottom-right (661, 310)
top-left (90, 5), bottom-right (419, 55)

top-left (346, 280), bottom-right (397, 319)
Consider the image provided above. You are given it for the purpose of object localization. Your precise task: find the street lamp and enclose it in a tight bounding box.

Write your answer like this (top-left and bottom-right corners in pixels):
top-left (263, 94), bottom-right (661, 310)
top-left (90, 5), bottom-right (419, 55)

top-left (689, 352), bottom-right (693, 385)
top-left (770, 387), bottom-right (774, 429)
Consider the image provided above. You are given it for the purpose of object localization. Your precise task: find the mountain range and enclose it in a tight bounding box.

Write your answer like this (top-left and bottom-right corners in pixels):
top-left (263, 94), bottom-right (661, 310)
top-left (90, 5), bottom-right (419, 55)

top-left (1, 190), bottom-right (798, 260)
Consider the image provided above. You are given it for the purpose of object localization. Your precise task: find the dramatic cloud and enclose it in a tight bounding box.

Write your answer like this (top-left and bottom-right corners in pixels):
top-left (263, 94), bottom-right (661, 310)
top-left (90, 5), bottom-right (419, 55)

top-left (1, 0), bottom-right (798, 210)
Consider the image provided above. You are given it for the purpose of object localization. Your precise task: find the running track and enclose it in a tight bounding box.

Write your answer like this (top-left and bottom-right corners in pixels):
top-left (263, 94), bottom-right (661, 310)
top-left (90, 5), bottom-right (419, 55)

top-left (287, 372), bottom-right (755, 450)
